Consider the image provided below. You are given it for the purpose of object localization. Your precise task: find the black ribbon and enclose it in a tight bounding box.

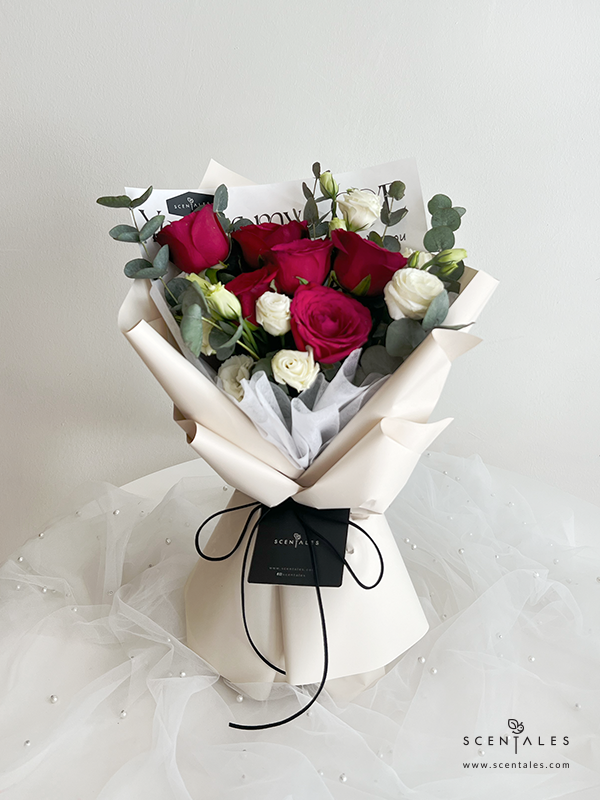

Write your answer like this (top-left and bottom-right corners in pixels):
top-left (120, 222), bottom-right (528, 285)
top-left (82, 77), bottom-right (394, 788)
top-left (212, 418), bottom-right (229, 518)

top-left (194, 497), bottom-right (384, 730)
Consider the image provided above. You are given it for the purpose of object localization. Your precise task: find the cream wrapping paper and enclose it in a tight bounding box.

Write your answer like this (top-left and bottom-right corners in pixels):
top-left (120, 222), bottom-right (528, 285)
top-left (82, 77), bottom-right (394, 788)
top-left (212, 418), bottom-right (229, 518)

top-left (118, 161), bottom-right (498, 694)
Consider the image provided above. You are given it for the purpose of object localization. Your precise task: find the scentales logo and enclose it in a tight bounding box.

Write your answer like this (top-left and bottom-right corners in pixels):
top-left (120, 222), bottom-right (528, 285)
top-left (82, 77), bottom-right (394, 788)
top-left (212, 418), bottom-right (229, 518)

top-left (464, 719), bottom-right (569, 755)
top-left (166, 192), bottom-right (213, 217)
top-left (273, 533), bottom-right (321, 549)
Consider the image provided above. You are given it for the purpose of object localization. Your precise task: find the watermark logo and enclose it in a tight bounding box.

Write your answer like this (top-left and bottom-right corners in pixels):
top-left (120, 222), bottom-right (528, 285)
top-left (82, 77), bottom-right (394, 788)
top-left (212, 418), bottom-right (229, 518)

top-left (464, 718), bottom-right (569, 755)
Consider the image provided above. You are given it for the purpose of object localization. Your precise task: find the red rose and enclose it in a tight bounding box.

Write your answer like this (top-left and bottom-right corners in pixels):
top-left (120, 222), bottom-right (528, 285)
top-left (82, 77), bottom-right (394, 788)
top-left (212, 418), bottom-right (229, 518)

top-left (264, 239), bottom-right (333, 296)
top-left (226, 265), bottom-right (278, 324)
top-left (290, 283), bottom-right (372, 364)
top-left (331, 229), bottom-right (408, 295)
top-left (155, 204), bottom-right (229, 274)
top-left (231, 220), bottom-right (307, 268)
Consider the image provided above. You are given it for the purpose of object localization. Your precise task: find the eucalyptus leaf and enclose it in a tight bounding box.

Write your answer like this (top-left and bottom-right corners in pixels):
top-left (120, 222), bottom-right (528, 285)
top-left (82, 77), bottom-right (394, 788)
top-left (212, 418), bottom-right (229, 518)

top-left (252, 357), bottom-right (274, 379)
top-left (109, 224), bottom-right (140, 243)
top-left (423, 226), bottom-right (455, 252)
top-left (386, 318), bottom-right (427, 358)
top-left (153, 244), bottom-right (170, 273)
top-left (352, 274), bottom-right (371, 296)
top-left (181, 283), bottom-right (208, 314)
top-left (303, 197), bottom-right (319, 224)
top-left (453, 206), bottom-right (466, 217)
top-left (322, 362), bottom-right (342, 381)
top-left (219, 320), bottom-right (237, 335)
top-left (180, 304), bottom-right (204, 357)
top-left (380, 199), bottom-right (391, 226)
top-left (427, 194), bottom-right (452, 214)
top-left (97, 194), bottom-right (132, 208)
top-left (302, 182), bottom-right (314, 200)
top-left (312, 162), bottom-right (321, 179)
top-left (422, 290), bottom-right (450, 331)
top-left (388, 181), bottom-right (406, 201)
top-left (209, 322), bottom-right (243, 360)
top-left (312, 221), bottom-right (329, 238)
top-left (431, 207), bottom-right (461, 231)
top-left (213, 184), bottom-right (228, 213)
top-left (232, 217), bottom-right (254, 231)
top-left (388, 207), bottom-right (408, 227)
top-left (139, 214), bottom-right (165, 242)
top-left (216, 211), bottom-right (232, 234)
top-left (130, 186), bottom-right (153, 208)
top-left (164, 277), bottom-right (191, 306)
top-left (360, 345), bottom-right (403, 376)
top-left (124, 258), bottom-right (153, 278)
top-left (382, 235), bottom-right (400, 252)
top-left (368, 231), bottom-right (384, 247)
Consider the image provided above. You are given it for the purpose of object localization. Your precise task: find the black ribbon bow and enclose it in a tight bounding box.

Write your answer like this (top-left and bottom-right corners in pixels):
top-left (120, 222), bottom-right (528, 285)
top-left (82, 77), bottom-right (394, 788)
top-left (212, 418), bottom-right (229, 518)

top-left (195, 496), bottom-right (384, 730)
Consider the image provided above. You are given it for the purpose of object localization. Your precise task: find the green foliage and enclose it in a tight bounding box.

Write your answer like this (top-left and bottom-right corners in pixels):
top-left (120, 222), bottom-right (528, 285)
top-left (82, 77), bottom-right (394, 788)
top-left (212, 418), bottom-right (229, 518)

top-left (423, 226), bottom-right (455, 252)
top-left (213, 184), bottom-right (229, 213)
top-left (427, 194), bottom-right (452, 214)
top-left (312, 162), bottom-right (321, 179)
top-left (431, 207), bottom-right (461, 231)
top-left (139, 214), bottom-right (164, 242)
top-left (352, 275), bottom-right (371, 296)
top-left (388, 181), bottom-right (406, 201)
top-left (209, 321), bottom-right (244, 360)
top-left (382, 235), bottom-right (401, 252)
top-left (252, 357), bottom-right (274, 379)
top-left (386, 318), bottom-right (427, 358)
top-left (164, 277), bottom-right (191, 307)
top-left (180, 304), bottom-right (204, 357)
top-left (109, 224), bottom-right (139, 243)
top-left (368, 231), bottom-right (384, 247)
top-left (360, 345), bottom-right (403, 376)
top-left (97, 194), bottom-right (132, 208)
top-left (422, 290), bottom-right (450, 331)
top-left (130, 186), bottom-right (153, 208)
top-left (153, 244), bottom-right (169, 273)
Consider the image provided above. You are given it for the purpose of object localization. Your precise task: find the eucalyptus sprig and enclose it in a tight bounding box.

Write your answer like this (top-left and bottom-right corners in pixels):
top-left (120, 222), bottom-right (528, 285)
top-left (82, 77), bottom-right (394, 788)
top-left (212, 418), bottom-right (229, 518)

top-left (97, 186), bottom-right (170, 280)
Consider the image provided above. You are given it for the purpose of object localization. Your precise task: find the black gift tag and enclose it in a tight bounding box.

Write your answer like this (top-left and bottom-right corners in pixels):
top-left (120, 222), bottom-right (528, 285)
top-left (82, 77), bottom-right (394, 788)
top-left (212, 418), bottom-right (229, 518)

top-left (248, 499), bottom-right (350, 587)
top-left (166, 192), bottom-right (213, 217)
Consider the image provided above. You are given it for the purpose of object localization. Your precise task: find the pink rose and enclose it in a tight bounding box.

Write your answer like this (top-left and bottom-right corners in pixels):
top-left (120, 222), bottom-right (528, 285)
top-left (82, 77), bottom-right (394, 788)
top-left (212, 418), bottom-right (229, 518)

top-left (226, 266), bottom-right (278, 324)
top-left (155, 204), bottom-right (229, 274)
top-left (331, 229), bottom-right (408, 295)
top-left (264, 239), bottom-right (333, 295)
top-left (231, 220), bottom-right (307, 268)
top-left (290, 283), bottom-right (372, 364)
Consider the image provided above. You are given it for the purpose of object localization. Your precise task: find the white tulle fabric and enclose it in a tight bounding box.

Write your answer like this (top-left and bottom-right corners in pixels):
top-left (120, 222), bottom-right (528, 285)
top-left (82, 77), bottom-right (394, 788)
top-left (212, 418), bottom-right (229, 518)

top-left (1, 453), bottom-right (599, 799)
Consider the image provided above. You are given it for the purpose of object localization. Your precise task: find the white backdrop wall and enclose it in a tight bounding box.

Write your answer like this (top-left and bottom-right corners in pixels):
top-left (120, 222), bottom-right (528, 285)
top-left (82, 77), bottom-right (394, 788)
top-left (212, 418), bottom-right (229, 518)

top-left (1, 0), bottom-right (599, 559)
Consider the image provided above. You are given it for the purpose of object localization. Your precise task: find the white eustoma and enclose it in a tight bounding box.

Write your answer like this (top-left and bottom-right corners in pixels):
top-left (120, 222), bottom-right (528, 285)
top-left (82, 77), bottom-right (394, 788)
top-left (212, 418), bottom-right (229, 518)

top-left (384, 268), bottom-right (445, 320)
top-left (205, 283), bottom-right (242, 319)
top-left (255, 291), bottom-right (291, 336)
top-left (337, 188), bottom-right (383, 231)
top-left (201, 323), bottom-right (215, 356)
top-left (218, 354), bottom-right (254, 401)
top-left (272, 348), bottom-right (320, 392)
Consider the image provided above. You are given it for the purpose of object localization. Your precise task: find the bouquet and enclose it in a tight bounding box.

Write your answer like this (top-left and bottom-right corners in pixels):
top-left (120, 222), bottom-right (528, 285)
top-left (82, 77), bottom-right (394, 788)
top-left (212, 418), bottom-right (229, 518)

top-left (99, 159), bottom-right (497, 727)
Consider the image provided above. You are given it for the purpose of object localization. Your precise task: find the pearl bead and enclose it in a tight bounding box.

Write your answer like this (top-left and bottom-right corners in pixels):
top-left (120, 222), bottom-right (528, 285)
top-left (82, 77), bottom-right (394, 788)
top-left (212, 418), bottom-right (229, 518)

top-left (113, 509), bottom-right (120, 516)
top-left (222, 486), bottom-right (228, 491)
top-left (39, 532), bottom-right (45, 539)
top-left (17, 556), bottom-right (24, 563)
top-left (378, 751), bottom-right (384, 758)
top-left (241, 774), bottom-right (246, 780)
top-left (455, 477), bottom-right (460, 481)
top-left (596, 577), bottom-right (600, 583)
top-left (108, 590), bottom-right (113, 596)
top-left (167, 638), bottom-right (171, 643)
top-left (75, 510), bottom-right (81, 516)
top-left (522, 521), bottom-right (527, 526)
top-left (24, 739), bottom-right (31, 747)
top-left (16, 584), bottom-right (21, 591)
top-left (495, 555), bottom-right (500, 559)
top-left (72, 607), bottom-right (78, 612)
top-left (430, 667), bottom-right (438, 674)
top-left (448, 516), bottom-right (453, 520)
top-left (566, 578), bottom-right (572, 584)
top-left (528, 656), bottom-right (535, 662)
top-left (443, 470), bottom-right (448, 475)
top-left (553, 559), bottom-right (559, 565)
top-left (236, 694), bottom-right (244, 703)
top-left (339, 773), bottom-right (347, 783)
top-left (458, 548), bottom-right (465, 554)
top-left (41, 587), bottom-right (47, 593)
top-left (418, 656), bottom-right (426, 664)
top-left (306, 710), bottom-right (312, 717)
top-left (403, 537), bottom-right (410, 543)
top-left (497, 633), bottom-right (503, 639)
top-left (499, 653), bottom-right (504, 658)
top-left (441, 614), bottom-right (447, 620)
top-left (508, 501), bottom-right (514, 507)
top-left (165, 538), bottom-right (172, 545)
top-left (478, 748), bottom-right (485, 756)
top-left (345, 546), bottom-right (354, 555)
top-left (179, 671), bottom-right (186, 678)
top-left (120, 710), bottom-right (127, 718)
top-left (49, 695), bottom-right (58, 704)
top-left (411, 543), bottom-right (417, 550)
top-left (575, 703), bottom-right (581, 709)
top-left (533, 572), bottom-right (540, 578)
top-left (490, 493), bottom-right (495, 497)
top-left (318, 770), bottom-right (324, 776)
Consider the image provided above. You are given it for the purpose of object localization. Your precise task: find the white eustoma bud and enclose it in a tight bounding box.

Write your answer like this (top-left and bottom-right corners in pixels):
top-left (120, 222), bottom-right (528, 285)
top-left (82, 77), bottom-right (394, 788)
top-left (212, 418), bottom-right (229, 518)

top-left (401, 247), bottom-right (434, 269)
top-left (218, 354), bottom-right (254, 401)
top-left (205, 283), bottom-right (242, 319)
top-left (328, 217), bottom-right (347, 234)
top-left (271, 348), bottom-right (320, 392)
top-left (384, 268), bottom-right (445, 320)
top-left (255, 291), bottom-right (291, 336)
top-left (337, 188), bottom-right (383, 232)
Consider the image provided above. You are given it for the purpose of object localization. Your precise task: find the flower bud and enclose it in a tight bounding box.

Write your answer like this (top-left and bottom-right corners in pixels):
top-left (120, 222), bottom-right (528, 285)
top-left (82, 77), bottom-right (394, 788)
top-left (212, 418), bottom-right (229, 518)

top-left (205, 282), bottom-right (242, 319)
top-left (319, 170), bottom-right (339, 199)
top-left (337, 189), bottom-right (383, 232)
top-left (218, 355), bottom-right (254, 401)
top-left (436, 248), bottom-right (467, 265)
top-left (328, 217), bottom-right (347, 234)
